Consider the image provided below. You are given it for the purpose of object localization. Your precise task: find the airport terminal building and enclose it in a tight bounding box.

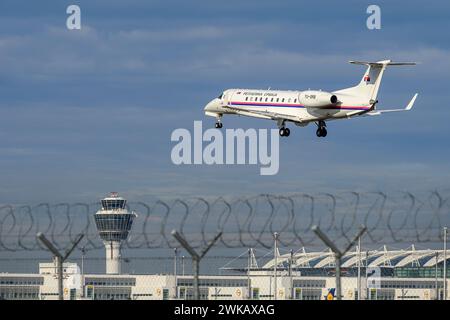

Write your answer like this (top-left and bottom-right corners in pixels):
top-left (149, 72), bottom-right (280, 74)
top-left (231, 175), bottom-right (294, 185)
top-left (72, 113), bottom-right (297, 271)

top-left (0, 246), bottom-right (448, 300)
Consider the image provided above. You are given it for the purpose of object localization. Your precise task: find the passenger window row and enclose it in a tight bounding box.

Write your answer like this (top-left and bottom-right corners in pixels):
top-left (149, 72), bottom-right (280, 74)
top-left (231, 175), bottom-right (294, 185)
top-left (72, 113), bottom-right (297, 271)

top-left (245, 96), bottom-right (297, 103)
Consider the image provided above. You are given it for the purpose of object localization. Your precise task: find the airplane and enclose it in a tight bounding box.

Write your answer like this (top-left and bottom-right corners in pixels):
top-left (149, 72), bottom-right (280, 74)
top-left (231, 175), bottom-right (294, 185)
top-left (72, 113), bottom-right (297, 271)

top-left (204, 60), bottom-right (418, 137)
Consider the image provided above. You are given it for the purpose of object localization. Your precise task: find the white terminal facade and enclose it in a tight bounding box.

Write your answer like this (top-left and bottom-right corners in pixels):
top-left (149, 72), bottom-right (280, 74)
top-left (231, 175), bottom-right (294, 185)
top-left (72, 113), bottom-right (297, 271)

top-left (0, 193), bottom-right (449, 300)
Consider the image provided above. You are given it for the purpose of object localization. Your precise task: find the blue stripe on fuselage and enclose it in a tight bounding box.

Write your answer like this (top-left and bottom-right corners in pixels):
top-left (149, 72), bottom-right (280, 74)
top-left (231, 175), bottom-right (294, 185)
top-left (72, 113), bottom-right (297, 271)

top-left (229, 101), bottom-right (370, 111)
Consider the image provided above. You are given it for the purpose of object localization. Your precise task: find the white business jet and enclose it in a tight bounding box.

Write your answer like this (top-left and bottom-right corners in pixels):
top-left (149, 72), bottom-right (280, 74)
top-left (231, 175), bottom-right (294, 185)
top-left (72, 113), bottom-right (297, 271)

top-left (204, 60), bottom-right (418, 137)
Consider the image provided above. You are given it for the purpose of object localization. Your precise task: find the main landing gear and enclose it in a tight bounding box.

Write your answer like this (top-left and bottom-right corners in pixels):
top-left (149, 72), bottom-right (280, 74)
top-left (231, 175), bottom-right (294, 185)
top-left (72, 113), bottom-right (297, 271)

top-left (277, 119), bottom-right (290, 137)
top-left (279, 127), bottom-right (290, 137)
top-left (316, 120), bottom-right (327, 138)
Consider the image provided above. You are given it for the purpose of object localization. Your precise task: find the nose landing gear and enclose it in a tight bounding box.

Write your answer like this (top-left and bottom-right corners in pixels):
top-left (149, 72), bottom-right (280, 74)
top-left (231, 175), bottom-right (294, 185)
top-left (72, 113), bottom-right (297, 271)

top-left (316, 121), bottom-right (327, 137)
top-left (215, 116), bottom-right (223, 129)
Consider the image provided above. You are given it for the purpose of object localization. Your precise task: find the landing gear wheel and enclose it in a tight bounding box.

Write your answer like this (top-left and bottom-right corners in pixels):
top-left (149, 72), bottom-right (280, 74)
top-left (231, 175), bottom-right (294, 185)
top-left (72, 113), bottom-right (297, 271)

top-left (316, 128), bottom-right (327, 137)
top-left (284, 128), bottom-right (290, 137)
top-left (279, 128), bottom-right (286, 137)
top-left (316, 129), bottom-right (322, 137)
top-left (316, 121), bottom-right (327, 137)
top-left (215, 122), bottom-right (223, 129)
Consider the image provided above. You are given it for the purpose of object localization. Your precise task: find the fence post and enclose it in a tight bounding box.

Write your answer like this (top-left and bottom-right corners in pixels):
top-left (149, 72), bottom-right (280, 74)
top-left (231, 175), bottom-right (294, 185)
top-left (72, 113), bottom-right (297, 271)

top-left (171, 230), bottom-right (222, 300)
top-left (36, 232), bottom-right (84, 300)
top-left (311, 226), bottom-right (366, 300)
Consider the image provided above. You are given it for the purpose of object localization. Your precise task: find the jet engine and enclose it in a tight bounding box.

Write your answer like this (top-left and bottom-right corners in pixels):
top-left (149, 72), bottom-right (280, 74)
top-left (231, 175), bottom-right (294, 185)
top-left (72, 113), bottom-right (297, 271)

top-left (299, 90), bottom-right (338, 108)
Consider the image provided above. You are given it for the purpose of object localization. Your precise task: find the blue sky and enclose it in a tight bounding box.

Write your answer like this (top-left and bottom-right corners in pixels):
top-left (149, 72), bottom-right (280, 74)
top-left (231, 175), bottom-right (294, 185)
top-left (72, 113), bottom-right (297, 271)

top-left (0, 0), bottom-right (449, 203)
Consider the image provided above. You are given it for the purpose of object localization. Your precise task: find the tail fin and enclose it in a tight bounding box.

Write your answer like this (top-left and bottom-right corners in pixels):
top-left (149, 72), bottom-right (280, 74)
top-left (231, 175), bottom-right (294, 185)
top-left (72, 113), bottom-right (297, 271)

top-left (335, 60), bottom-right (416, 102)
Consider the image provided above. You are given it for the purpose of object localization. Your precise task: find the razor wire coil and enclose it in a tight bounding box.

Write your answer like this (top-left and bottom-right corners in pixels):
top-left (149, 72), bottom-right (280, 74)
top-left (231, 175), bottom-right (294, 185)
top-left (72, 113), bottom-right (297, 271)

top-left (0, 191), bottom-right (449, 252)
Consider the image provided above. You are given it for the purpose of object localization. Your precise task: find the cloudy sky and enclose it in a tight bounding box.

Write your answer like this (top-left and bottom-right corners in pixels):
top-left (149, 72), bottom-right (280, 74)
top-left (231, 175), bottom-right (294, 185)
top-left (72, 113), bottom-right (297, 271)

top-left (0, 0), bottom-right (449, 204)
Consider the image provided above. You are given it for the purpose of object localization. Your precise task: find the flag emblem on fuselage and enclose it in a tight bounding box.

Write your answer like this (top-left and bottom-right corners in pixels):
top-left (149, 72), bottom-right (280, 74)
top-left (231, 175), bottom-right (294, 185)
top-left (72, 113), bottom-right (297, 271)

top-left (364, 75), bottom-right (371, 82)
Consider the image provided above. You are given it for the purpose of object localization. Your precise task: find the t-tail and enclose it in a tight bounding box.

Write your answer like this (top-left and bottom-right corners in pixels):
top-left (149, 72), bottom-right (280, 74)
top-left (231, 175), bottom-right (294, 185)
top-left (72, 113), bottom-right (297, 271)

top-left (335, 59), bottom-right (416, 103)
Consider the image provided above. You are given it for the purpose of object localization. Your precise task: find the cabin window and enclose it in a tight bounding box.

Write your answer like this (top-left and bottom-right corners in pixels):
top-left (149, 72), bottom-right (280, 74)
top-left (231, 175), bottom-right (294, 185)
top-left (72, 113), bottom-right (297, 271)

top-left (265, 98), bottom-right (268, 102)
top-left (260, 97), bottom-right (263, 101)
top-left (271, 98), bottom-right (274, 102)
top-left (276, 98), bottom-right (279, 102)
top-left (245, 97), bottom-right (248, 101)
top-left (282, 98), bottom-right (285, 102)
top-left (294, 99), bottom-right (297, 103)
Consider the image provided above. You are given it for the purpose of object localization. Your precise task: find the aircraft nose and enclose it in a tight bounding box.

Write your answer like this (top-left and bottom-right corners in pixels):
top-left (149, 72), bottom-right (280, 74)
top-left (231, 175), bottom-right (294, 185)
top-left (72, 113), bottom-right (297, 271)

top-left (204, 98), bottom-right (220, 111)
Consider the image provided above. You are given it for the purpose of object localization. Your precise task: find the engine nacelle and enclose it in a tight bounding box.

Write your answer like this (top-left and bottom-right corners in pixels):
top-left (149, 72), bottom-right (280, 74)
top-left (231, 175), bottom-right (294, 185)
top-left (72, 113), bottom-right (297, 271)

top-left (299, 90), bottom-right (338, 108)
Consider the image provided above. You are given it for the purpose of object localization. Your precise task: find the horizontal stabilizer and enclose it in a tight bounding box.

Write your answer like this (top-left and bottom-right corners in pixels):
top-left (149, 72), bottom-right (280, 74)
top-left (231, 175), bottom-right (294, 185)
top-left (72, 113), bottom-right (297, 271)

top-left (349, 60), bottom-right (416, 66)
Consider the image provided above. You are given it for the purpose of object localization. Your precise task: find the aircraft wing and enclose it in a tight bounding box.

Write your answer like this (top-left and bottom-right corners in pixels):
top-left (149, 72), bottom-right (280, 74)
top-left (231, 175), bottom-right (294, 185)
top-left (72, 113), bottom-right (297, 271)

top-left (361, 93), bottom-right (418, 116)
top-left (224, 105), bottom-right (303, 123)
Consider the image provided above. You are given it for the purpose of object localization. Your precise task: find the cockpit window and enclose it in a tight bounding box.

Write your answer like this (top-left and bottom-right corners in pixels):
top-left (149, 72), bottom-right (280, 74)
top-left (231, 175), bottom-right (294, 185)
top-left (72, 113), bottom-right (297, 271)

top-left (218, 93), bottom-right (223, 99)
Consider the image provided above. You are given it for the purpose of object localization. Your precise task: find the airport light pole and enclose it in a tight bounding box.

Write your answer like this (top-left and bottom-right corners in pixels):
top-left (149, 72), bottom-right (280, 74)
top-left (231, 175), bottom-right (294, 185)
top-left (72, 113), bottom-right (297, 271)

top-left (174, 247), bottom-right (178, 299)
top-left (273, 232), bottom-right (279, 300)
top-left (435, 251), bottom-right (439, 300)
top-left (247, 249), bottom-right (251, 299)
top-left (81, 246), bottom-right (86, 298)
top-left (181, 256), bottom-right (185, 276)
top-left (357, 236), bottom-right (362, 300)
top-left (312, 225), bottom-right (367, 300)
top-left (171, 230), bottom-right (222, 300)
top-left (289, 249), bottom-right (294, 300)
top-left (36, 232), bottom-right (84, 300)
top-left (365, 250), bottom-right (369, 300)
top-left (444, 227), bottom-right (448, 300)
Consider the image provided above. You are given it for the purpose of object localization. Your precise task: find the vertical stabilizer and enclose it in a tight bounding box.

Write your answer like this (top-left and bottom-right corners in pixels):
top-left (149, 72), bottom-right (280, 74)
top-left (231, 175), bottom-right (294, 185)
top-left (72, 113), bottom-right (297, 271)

top-left (334, 60), bottom-right (416, 103)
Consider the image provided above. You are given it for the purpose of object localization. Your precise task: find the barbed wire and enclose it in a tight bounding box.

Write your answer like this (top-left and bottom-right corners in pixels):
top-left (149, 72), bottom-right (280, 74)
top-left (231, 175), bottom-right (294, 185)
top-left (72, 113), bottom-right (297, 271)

top-left (0, 191), bottom-right (449, 252)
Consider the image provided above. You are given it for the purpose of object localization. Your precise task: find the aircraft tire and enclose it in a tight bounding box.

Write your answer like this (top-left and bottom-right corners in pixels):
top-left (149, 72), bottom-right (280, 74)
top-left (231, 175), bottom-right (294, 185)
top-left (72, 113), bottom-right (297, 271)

top-left (316, 129), bottom-right (322, 137)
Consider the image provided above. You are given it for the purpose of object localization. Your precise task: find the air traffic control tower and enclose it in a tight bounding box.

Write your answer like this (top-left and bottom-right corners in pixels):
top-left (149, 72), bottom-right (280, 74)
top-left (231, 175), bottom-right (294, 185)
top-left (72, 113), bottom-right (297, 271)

top-left (94, 192), bottom-right (136, 274)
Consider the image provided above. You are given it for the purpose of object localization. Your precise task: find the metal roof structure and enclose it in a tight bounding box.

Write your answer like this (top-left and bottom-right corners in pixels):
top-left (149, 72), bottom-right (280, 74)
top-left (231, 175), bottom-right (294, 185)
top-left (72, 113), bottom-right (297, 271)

top-left (263, 245), bottom-right (447, 269)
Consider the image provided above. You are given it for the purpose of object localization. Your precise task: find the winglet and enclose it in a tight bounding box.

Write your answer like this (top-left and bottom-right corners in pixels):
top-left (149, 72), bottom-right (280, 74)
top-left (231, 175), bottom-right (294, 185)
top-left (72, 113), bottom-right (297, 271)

top-left (363, 93), bottom-right (419, 116)
top-left (405, 93), bottom-right (418, 111)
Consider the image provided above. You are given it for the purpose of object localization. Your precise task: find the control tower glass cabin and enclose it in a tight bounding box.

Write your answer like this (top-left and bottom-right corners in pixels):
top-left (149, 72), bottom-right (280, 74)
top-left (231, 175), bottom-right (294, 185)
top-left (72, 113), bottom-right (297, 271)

top-left (94, 192), bottom-right (136, 274)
